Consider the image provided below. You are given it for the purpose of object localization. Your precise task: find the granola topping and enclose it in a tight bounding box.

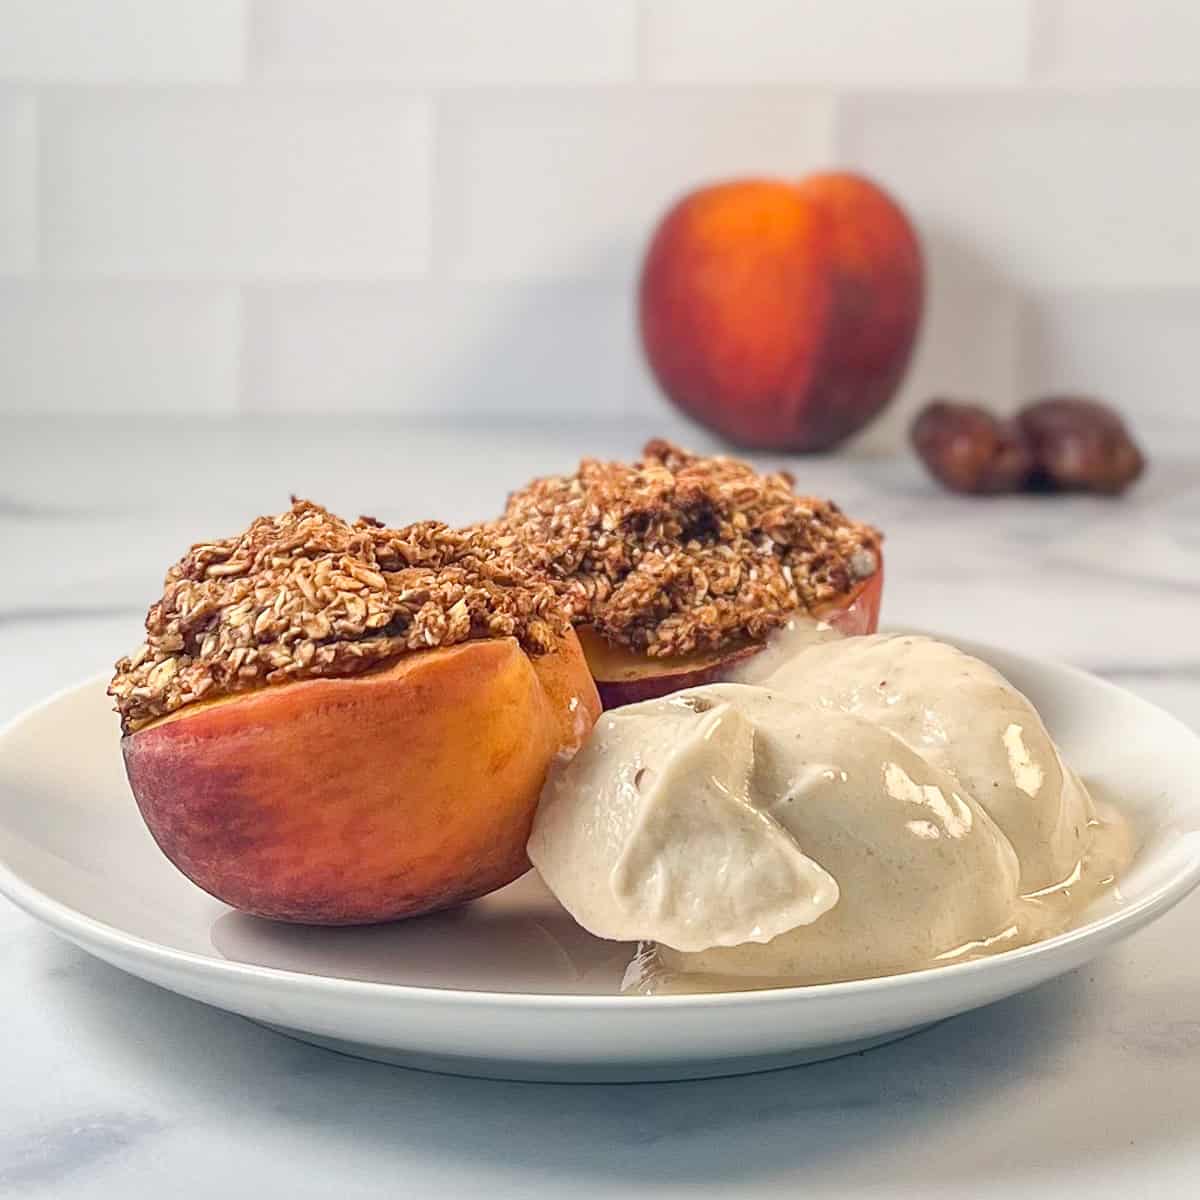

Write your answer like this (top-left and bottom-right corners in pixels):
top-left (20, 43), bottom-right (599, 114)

top-left (110, 500), bottom-right (568, 733)
top-left (492, 439), bottom-right (881, 658)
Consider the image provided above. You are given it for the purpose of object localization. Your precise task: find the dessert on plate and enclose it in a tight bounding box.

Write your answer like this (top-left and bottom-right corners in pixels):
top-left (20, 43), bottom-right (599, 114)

top-left (492, 439), bottom-right (884, 707)
top-left (110, 500), bottom-right (599, 924)
top-left (107, 440), bottom-right (1131, 987)
top-left (529, 632), bottom-right (1132, 991)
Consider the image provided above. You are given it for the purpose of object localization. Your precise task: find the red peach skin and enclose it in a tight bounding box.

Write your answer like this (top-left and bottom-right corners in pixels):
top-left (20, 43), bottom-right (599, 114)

top-left (640, 174), bottom-right (922, 452)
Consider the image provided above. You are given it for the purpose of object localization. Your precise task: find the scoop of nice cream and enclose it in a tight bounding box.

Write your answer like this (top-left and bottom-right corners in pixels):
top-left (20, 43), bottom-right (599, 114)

top-left (528, 631), bottom-right (1114, 988)
top-left (528, 683), bottom-right (1022, 982)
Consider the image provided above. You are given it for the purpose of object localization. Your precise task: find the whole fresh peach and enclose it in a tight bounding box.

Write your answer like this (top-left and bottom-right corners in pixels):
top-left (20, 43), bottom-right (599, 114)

top-left (639, 173), bottom-right (923, 452)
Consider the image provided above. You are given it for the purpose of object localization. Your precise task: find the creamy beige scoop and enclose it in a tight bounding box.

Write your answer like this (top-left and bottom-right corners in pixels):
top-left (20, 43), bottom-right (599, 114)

top-left (528, 633), bottom-right (1131, 991)
top-left (737, 630), bottom-right (1095, 893)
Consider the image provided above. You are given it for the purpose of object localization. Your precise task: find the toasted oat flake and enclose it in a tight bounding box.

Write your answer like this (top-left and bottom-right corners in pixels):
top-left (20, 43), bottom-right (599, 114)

top-left (491, 439), bottom-right (881, 658)
top-left (110, 500), bottom-right (568, 733)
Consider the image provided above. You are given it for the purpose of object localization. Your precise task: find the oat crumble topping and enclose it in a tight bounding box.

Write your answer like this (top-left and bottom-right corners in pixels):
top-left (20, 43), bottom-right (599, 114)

top-left (111, 442), bottom-right (879, 730)
top-left (110, 500), bottom-right (568, 733)
top-left (490, 439), bottom-right (881, 658)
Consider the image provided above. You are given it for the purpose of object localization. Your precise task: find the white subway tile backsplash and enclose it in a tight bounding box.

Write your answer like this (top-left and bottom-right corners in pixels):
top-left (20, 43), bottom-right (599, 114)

top-left (646, 0), bottom-right (1029, 86)
top-left (1037, 0), bottom-right (1200, 86)
top-left (440, 91), bottom-right (835, 282)
top-left (0, 0), bottom-right (246, 84)
top-left (42, 92), bottom-right (431, 278)
top-left (0, 0), bottom-right (1196, 432)
top-left (0, 283), bottom-right (240, 413)
top-left (242, 281), bottom-right (675, 421)
top-left (0, 96), bottom-right (37, 275)
top-left (840, 94), bottom-right (1200, 290)
top-left (1020, 290), bottom-right (1200, 427)
top-left (254, 0), bottom-right (637, 84)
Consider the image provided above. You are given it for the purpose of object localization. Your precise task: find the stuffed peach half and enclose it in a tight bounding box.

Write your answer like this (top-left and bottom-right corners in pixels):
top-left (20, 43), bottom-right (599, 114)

top-left (111, 502), bottom-right (599, 924)
top-left (494, 440), bottom-right (883, 709)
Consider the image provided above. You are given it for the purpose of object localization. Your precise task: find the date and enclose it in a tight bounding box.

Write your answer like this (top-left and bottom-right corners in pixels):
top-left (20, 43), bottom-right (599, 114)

top-left (1019, 396), bottom-right (1145, 495)
top-left (911, 396), bottom-right (1145, 497)
top-left (910, 400), bottom-right (1034, 495)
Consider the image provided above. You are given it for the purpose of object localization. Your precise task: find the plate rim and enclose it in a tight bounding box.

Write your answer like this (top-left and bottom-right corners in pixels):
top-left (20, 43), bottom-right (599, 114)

top-left (3, 636), bottom-right (1200, 1011)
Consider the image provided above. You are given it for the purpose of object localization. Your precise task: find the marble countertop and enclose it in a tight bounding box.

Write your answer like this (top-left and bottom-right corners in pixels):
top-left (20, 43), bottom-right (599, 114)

top-left (1, 418), bottom-right (1198, 1198)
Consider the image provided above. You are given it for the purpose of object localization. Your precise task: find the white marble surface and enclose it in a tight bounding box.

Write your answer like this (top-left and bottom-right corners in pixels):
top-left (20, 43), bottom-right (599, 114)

top-left (1, 418), bottom-right (1198, 1198)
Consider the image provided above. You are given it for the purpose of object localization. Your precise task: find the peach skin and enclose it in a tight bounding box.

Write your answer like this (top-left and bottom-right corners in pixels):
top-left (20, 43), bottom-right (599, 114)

top-left (123, 631), bottom-right (599, 924)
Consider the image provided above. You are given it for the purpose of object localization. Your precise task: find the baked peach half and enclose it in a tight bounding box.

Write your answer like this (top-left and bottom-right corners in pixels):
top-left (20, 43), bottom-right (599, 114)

top-left (580, 557), bottom-right (884, 709)
top-left (495, 440), bottom-right (884, 710)
top-left (111, 500), bottom-right (600, 925)
top-left (122, 630), bottom-right (598, 925)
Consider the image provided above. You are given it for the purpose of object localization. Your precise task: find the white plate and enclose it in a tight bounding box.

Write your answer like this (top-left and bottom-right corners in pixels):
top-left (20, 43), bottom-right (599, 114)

top-left (1, 636), bottom-right (1199, 1083)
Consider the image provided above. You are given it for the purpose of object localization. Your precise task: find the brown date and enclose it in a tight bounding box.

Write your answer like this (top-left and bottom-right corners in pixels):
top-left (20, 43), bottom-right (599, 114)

top-left (1018, 396), bottom-right (1145, 495)
top-left (910, 400), bottom-right (1034, 495)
